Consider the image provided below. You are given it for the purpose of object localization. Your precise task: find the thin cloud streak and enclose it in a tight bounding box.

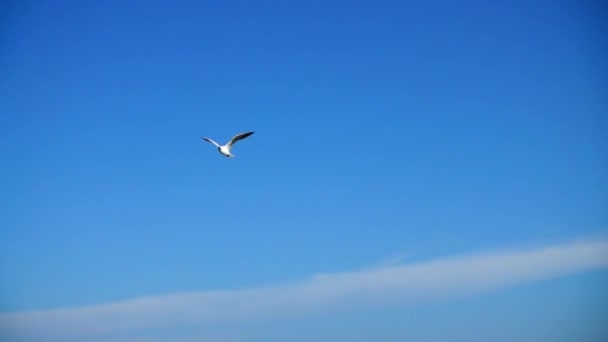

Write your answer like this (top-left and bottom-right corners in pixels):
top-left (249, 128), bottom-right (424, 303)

top-left (2, 238), bottom-right (608, 341)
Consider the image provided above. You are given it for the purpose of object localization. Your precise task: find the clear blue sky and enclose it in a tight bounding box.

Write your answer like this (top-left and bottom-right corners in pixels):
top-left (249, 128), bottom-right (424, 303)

top-left (1, 0), bottom-right (607, 341)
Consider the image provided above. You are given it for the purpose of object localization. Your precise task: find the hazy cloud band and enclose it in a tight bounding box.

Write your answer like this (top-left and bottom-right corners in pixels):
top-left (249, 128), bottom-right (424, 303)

top-left (2, 238), bottom-right (607, 341)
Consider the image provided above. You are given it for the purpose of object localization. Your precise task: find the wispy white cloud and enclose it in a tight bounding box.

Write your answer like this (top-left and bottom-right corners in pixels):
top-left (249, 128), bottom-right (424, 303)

top-left (89, 333), bottom-right (246, 342)
top-left (1, 238), bottom-right (607, 341)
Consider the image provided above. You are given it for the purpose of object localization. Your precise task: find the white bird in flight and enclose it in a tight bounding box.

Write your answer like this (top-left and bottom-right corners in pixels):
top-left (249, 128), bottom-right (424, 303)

top-left (201, 131), bottom-right (255, 158)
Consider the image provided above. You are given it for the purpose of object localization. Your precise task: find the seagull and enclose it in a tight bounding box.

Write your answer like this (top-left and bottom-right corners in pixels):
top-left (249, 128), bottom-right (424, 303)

top-left (201, 131), bottom-right (255, 158)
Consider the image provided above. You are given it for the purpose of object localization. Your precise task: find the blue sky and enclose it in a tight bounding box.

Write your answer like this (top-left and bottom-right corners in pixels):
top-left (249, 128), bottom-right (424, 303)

top-left (1, 0), bottom-right (607, 341)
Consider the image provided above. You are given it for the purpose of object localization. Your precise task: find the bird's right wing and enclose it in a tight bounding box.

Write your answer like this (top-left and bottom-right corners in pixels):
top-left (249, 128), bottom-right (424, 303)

top-left (201, 137), bottom-right (220, 147)
top-left (227, 131), bottom-right (254, 147)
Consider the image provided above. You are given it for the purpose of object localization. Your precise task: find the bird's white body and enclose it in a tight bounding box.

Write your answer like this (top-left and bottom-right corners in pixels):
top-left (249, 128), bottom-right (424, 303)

top-left (218, 145), bottom-right (233, 157)
top-left (201, 131), bottom-right (254, 158)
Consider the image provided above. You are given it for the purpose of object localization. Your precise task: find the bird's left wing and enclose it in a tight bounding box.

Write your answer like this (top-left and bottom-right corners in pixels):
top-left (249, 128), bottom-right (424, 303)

top-left (201, 137), bottom-right (220, 147)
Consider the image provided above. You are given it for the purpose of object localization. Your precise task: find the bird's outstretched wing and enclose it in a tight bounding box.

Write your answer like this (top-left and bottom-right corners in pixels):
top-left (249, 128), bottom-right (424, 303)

top-left (227, 131), bottom-right (254, 147)
top-left (201, 137), bottom-right (220, 147)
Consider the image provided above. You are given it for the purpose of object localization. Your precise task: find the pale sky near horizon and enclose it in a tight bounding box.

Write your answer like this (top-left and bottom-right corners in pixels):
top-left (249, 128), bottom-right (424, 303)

top-left (1, 0), bottom-right (607, 341)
